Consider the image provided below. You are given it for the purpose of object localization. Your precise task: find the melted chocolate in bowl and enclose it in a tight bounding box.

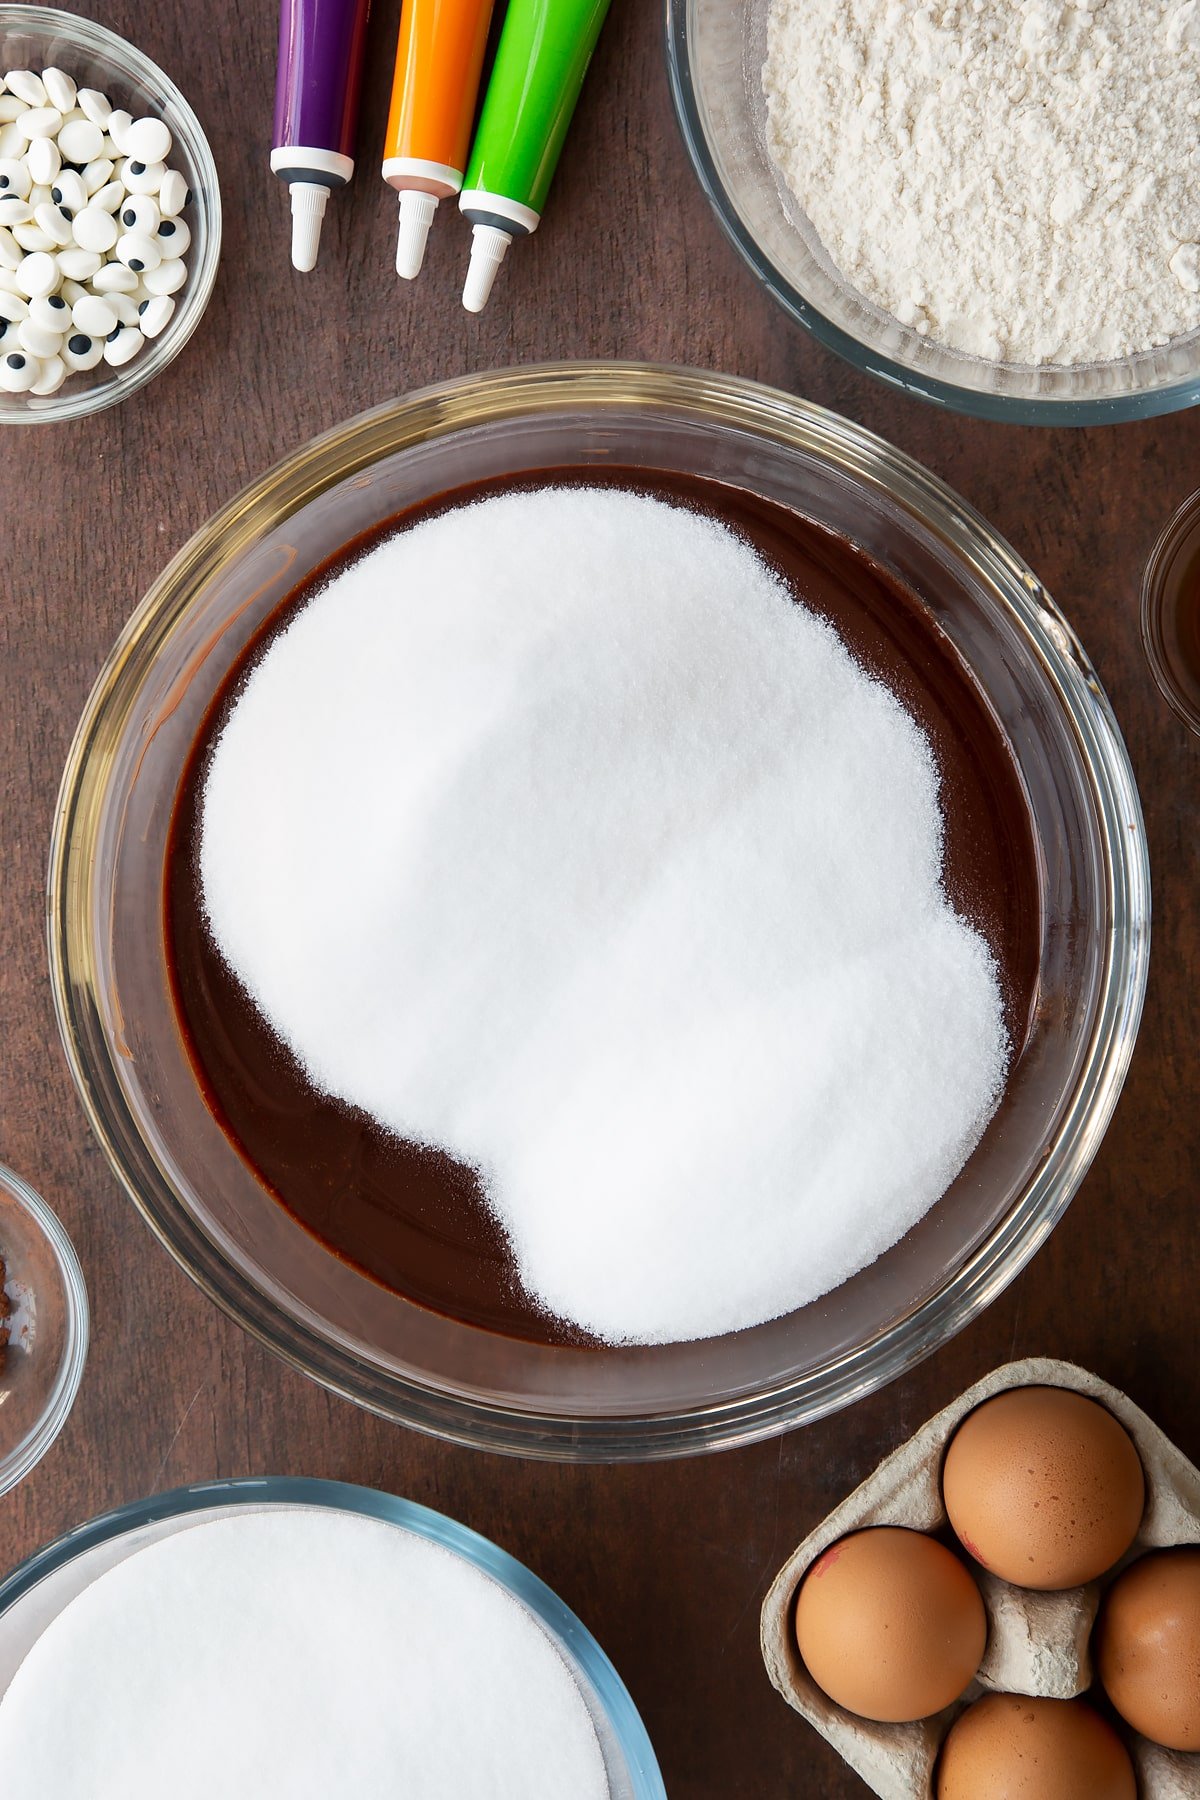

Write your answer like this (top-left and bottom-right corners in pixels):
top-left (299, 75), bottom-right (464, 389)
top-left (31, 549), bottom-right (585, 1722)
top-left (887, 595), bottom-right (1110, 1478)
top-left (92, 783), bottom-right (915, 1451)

top-left (165, 470), bottom-right (1041, 1347)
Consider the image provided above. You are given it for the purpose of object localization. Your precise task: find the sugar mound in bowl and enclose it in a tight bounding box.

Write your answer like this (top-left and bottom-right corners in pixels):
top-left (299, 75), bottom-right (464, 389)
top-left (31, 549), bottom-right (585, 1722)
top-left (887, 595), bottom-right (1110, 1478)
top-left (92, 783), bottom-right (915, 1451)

top-left (199, 487), bottom-right (1008, 1346)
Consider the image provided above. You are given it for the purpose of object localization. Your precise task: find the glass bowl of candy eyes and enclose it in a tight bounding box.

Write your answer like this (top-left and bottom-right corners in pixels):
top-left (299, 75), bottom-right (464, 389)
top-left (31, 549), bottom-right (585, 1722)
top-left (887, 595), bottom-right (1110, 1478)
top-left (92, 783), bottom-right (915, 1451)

top-left (0, 6), bottom-right (220, 423)
top-left (0, 1164), bottom-right (89, 1497)
top-left (48, 364), bottom-right (1149, 1461)
top-left (665, 0), bottom-right (1200, 424)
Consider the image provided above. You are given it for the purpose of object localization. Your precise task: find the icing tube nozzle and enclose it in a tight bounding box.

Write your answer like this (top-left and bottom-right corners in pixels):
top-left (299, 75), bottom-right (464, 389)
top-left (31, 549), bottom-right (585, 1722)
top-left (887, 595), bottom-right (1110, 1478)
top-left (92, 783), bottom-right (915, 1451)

top-left (382, 0), bottom-right (496, 281)
top-left (396, 190), bottom-right (440, 279)
top-left (463, 223), bottom-right (513, 313)
top-left (272, 0), bottom-right (370, 275)
top-left (289, 181), bottom-right (329, 272)
top-left (458, 0), bottom-right (613, 312)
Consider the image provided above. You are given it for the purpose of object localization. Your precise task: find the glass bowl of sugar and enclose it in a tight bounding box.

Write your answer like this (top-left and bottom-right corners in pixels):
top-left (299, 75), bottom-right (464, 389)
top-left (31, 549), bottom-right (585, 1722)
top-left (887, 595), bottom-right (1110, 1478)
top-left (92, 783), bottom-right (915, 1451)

top-left (0, 6), bottom-right (220, 423)
top-left (666, 0), bottom-right (1200, 423)
top-left (47, 363), bottom-right (1149, 1459)
top-left (0, 1478), bottom-right (665, 1797)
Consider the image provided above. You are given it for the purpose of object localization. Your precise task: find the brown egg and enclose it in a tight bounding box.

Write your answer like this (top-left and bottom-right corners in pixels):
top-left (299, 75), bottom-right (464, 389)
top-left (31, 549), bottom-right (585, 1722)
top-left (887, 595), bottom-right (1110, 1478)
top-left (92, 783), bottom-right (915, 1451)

top-left (936, 1695), bottom-right (1137, 1799)
top-left (793, 1526), bottom-right (986, 1723)
top-left (942, 1386), bottom-right (1144, 1589)
top-left (1096, 1545), bottom-right (1200, 1749)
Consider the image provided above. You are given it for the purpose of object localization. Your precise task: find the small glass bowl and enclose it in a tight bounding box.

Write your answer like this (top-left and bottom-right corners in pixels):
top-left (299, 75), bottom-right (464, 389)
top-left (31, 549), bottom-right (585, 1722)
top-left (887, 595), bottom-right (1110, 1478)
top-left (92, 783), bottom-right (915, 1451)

top-left (48, 364), bottom-right (1150, 1460)
top-left (0, 6), bottom-right (221, 423)
top-left (665, 0), bottom-right (1200, 424)
top-left (0, 1477), bottom-right (665, 1798)
top-left (1141, 490), bottom-right (1200, 736)
top-left (0, 1164), bottom-right (88, 1496)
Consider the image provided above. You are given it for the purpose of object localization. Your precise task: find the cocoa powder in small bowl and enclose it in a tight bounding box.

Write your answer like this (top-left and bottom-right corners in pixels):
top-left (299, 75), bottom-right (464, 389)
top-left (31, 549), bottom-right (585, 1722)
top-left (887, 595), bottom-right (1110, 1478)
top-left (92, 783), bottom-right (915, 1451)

top-left (0, 1167), bottom-right (88, 1496)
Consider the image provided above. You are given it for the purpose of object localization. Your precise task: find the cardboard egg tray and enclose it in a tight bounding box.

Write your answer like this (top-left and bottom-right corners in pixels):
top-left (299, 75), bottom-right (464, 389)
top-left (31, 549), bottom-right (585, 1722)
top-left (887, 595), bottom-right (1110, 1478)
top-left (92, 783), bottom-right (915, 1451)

top-left (760, 1357), bottom-right (1200, 1798)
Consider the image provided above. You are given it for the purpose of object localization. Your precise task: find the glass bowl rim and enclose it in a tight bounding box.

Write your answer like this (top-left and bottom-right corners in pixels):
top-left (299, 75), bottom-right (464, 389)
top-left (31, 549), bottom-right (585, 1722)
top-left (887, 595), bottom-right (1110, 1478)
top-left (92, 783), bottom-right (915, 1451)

top-left (46, 360), bottom-right (1151, 1459)
top-left (0, 3), bottom-right (222, 425)
top-left (662, 0), bottom-right (1200, 426)
top-left (0, 1473), bottom-right (667, 1797)
top-left (1140, 486), bottom-right (1200, 737)
top-left (0, 1162), bottom-right (89, 1497)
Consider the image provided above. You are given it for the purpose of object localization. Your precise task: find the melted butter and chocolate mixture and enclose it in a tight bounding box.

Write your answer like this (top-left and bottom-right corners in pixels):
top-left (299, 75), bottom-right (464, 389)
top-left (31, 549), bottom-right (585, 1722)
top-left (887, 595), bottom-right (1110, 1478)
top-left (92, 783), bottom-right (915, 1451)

top-left (165, 470), bottom-right (1041, 1345)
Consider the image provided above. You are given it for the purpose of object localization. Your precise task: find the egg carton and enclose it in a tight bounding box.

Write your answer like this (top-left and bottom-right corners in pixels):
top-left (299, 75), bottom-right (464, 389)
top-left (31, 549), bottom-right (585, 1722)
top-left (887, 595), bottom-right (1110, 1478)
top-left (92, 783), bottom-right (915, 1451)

top-left (760, 1357), bottom-right (1200, 1798)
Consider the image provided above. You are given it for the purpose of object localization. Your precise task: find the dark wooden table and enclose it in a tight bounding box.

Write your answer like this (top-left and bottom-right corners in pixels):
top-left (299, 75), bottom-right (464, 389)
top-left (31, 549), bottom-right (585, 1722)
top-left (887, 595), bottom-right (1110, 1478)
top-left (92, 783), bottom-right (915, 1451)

top-left (1, 2), bottom-right (1197, 1794)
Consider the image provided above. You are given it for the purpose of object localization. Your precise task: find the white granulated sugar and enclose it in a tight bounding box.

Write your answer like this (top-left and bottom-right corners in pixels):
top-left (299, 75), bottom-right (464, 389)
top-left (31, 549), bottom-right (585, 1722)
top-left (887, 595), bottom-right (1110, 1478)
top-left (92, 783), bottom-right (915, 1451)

top-left (763, 0), bottom-right (1200, 366)
top-left (200, 488), bottom-right (1007, 1345)
top-left (0, 1509), bottom-right (608, 1799)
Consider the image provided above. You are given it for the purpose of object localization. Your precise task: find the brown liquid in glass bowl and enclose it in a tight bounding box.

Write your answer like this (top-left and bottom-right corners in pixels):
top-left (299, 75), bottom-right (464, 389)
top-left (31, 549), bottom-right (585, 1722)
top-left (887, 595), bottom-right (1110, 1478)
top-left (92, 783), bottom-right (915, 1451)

top-left (165, 470), bottom-right (1040, 1346)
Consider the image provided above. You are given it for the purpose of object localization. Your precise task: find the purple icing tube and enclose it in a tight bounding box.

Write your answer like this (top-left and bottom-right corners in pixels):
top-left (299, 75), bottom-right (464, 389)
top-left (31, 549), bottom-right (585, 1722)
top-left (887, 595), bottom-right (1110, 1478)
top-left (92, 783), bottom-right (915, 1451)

top-left (271, 0), bottom-right (372, 271)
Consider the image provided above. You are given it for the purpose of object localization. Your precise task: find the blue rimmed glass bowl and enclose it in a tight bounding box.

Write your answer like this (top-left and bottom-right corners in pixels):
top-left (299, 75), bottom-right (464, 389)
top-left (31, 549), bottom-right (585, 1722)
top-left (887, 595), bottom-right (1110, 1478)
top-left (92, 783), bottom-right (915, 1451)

top-left (0, 1476), bottom-right (665, 1798)
top-left (664, 0), bottom-right (1200, 424)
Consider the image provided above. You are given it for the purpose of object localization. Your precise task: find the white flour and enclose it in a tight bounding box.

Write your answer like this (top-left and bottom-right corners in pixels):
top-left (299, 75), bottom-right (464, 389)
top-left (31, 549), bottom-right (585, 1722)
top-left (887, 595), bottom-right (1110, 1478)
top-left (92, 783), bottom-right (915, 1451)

top-left (763, 0), bottom-right (1200, 366)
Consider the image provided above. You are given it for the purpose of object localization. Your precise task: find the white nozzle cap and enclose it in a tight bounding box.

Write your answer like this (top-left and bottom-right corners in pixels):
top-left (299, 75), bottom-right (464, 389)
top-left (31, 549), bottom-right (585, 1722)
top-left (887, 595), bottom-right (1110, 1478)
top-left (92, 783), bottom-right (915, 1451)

top-left (289, 181), bottom-right (329, 272)
top-left (463, 222), bottom-right (512, 313)
top-left (396, 190), bottom-right (439, 279)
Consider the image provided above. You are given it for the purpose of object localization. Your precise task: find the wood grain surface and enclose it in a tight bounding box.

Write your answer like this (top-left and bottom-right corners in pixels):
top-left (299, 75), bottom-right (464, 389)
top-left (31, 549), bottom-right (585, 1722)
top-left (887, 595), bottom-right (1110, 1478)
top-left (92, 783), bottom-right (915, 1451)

top-left (1, 3), bottom-right (1198, 1795)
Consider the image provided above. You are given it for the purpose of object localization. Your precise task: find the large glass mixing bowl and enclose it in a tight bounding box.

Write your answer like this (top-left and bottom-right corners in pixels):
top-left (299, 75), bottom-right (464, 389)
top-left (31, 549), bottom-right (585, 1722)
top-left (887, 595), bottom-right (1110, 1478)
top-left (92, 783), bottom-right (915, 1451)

top-left (48, 364), bottom-right (1150, 1459)
top-left (665, 0), bottom-right (1200, 424)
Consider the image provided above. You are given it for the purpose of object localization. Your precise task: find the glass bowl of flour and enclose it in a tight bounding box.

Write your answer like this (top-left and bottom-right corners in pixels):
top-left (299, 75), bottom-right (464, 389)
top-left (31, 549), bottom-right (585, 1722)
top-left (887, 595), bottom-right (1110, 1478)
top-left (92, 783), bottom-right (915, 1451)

top-left (47, 364), bottom-right (1149, 1458)
top-left (666, 0), bottom-right (1200, 422)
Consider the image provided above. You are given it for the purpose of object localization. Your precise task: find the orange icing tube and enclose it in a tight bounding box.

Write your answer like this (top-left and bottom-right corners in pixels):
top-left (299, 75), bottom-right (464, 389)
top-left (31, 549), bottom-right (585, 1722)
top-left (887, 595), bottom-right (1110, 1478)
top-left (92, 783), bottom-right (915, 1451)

top-left (382, 0), bottom-right (496, 279)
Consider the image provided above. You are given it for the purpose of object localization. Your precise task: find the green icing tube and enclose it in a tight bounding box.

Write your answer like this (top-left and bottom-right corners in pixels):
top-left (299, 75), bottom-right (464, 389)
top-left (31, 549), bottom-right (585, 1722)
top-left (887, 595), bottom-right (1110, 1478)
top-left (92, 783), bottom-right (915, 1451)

top-left (460, 0), bottom-right (613, 311)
